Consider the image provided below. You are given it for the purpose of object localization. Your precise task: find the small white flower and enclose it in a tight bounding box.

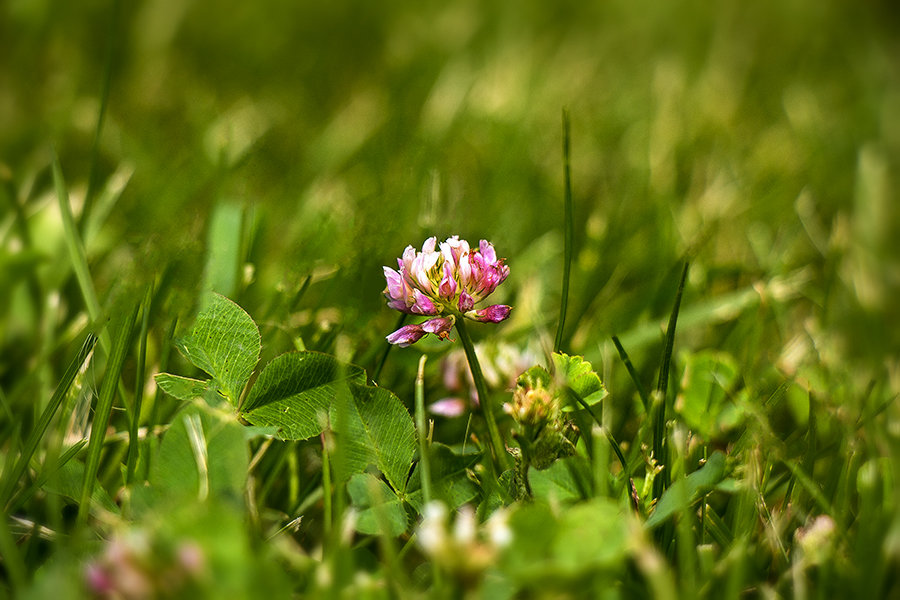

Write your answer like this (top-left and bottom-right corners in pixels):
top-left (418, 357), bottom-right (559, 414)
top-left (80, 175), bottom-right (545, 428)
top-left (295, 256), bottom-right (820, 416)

top-left (418, 501), bottom-right (448, 555)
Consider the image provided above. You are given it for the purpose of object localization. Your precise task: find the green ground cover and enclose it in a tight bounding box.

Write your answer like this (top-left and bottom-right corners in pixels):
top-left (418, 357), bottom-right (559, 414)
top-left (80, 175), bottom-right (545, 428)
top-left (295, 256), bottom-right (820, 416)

top-left (1, 0), bottom-right (898, 597)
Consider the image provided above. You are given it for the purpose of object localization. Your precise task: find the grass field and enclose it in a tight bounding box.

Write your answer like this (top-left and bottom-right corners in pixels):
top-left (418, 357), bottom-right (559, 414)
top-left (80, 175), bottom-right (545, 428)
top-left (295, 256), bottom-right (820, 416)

top-left (2, 1), bottom-right (899, 598)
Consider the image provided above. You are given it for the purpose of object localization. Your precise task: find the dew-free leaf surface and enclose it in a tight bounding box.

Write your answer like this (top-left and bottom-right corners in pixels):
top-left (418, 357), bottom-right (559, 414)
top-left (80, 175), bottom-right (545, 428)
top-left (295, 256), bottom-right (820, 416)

top-left (331, 383), bottom-right (416, 494)
top-left (347, 473), bottom-right (408, 537)
top-left (175, 293), bottom-right (260, 407)
top-left (552, 352), bottom-right (608, 409)
top-left (240, 351), bottom-right (365, 440)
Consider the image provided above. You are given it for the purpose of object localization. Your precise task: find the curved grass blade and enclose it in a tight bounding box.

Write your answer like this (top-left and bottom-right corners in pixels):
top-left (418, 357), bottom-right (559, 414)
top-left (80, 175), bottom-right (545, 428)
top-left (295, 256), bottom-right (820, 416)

top-left (612, 335), bottom-right (650, 413)
top-left (77, 306), bottom-right (138, 526)
top-left (52, 149), bottom-right (102, 326)
top-left (127, 285), bottom-right (153, 484)
top-left (80, 0), bottom-right (123, 234)
top-left (8, 440), bottom-right (87, 513)
top-left (0, 334), bottom-right (97, 511)
top-left (572, 395), bottom-right (628, 475)
top-left (374, 312), bottom-right (406, 383)
top-left (652, 262), bottom-right (689, 500)
top-left (0, 506), bottom-right (26, 592)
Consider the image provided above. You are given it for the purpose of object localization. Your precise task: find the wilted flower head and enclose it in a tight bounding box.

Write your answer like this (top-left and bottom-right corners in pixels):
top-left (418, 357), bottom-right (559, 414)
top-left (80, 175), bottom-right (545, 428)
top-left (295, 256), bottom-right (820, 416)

top-left (383, 236), bottom-right (511, 346)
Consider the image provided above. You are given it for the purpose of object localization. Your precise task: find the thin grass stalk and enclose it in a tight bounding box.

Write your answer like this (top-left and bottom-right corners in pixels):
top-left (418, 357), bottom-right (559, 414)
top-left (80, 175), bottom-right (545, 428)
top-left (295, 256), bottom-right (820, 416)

top-left (287, 445), bottom-right (299, 508)
top-left (612, 335), bottom-right (650, 413)
top-left (52, 150), bottom-right (102, 327)
top-left (2, 180), bottom-right (44, 327)
top-left (0, 507), bottom-right (26, 592)
top-left (574, 395), bottom-right (628, 474)
top-left (592, 425), bottom-right (610, 497)
top-left (0, 333), bottom-right (97, 510)
top-left (9, 440), bottom-right (87, 513)
top-left (414, 355), bottom-right (433, 504)
top-left (673, 433), bottom-right (697, 598)
top-left (0, 386), bottom-right (13, 426)
top-left (554, 109), bottom-right (574, 353)
top-left (80, 0), bottom-right (122, 234)
top-left (454, 317), bottom-right (508, 471)
top-left (147, 318), bottom-right (178, 445)
top-left (652, 262), bottom-right (688, 501)
top-left (321, 433), bottom-right (333, 539)
top-left (77, 306), bottom-right (138, 527)
top-left (126, 285), bottom-right (153, 484)
top-left (374, 312), bottom-right (406, 382)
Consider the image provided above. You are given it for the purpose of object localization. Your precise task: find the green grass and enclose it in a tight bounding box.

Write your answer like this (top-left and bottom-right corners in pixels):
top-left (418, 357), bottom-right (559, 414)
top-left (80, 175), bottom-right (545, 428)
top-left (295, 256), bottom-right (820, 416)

top-left (1, 0), bottom-right (899, 598)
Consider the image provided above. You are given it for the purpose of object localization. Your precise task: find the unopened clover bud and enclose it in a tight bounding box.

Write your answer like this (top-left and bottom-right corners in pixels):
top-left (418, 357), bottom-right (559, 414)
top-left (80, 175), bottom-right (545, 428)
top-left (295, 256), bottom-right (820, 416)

top-left (510, 385), bottom-right (555, 427)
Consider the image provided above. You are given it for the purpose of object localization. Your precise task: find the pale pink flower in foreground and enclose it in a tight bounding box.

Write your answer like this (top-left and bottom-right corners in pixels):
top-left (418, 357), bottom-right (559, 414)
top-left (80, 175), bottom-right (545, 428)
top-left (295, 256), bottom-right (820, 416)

top-left (383, 236), bottom-right (511, 346)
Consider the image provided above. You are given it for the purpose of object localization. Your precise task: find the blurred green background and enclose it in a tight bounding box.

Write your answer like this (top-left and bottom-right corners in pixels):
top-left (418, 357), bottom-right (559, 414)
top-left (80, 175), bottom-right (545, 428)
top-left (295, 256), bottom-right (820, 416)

top-left (2, 0), bottom-right (898, 395)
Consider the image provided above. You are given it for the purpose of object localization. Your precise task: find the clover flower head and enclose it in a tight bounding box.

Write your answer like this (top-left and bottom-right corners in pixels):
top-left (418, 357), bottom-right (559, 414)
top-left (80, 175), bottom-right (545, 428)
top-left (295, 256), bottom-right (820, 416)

top-left (383, 236), bottom-right (511, 346)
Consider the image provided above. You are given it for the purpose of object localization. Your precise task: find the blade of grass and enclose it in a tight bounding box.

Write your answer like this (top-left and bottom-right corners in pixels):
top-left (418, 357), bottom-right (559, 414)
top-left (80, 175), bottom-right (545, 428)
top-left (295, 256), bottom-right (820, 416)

top-left (202, 201), bottom-right (245, 300)
top-left (321, 433), bottom-right (333, 539)
top-left (79, 0), bottom-right (122, 234)
top-left (147, 317), bottom-right (178, 442)
top-left (554, 108), bottom-right (574, 353)
top-left (52, 149), bottom-right (102, 327)
top-left (783, 459), bottom-right (837, 517)
top-left (0, 386), bottom-right (14, 431)
top-left (77, 306), bottom-right (138, 527)
top-left (702, 503), bottom-right (732, 548)
top-left (8, 440), bottom-right (88, 513)
top-left (374, 312), bottom-right (406, 382)
top-left (2, 179), bottom-right (44, 327)
top-left (85, 163), bottom-right (133, 245)
top-left (612, 335), bottom-right (650, 413)
top-left (652, 262), bottom-right (689, 500)
top-left (0, 333), bottom-right (97, 510)
top-left (0, 506), bottom-right (27, 593)
top-left (572, 394), bottom-right (628, 474)
top-left (414, 356), bottom-right (433, 504)
top-left (126, 285), bottom-right (153, 484)
top-left (289, 274), bottom-right (313, 313)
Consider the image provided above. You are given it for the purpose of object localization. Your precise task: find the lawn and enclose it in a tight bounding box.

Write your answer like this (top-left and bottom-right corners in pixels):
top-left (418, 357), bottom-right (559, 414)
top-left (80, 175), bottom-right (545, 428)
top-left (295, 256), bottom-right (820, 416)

top-left (1, 0), bottom-right (898, 598)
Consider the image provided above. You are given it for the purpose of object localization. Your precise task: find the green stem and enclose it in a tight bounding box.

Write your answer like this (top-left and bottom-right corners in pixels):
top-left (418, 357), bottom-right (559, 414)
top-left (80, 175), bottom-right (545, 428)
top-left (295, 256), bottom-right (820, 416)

top-left (454, 318), bottom-right (508, 470)
top-left (554, 108), bottom-right (573, 353)
top-left (414, 356), bottom-right (433, 504)
top-left (321, 433), bottom-right (333, 539)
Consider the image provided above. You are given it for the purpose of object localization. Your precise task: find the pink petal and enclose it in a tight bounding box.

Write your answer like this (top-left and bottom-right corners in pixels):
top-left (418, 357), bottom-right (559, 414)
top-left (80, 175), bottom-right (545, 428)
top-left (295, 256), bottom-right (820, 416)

top-left (386, 324), bottom-right (427, 347)
top-left (422, 315), bottom-right (455, 337)
top-left (438, 261), bottom-right (457, 300)
top-left (411, 290), bottom-right (439, 315)
top-left (457, 290), bottom-right (475, 312)
top-left (383, 266), bottom-right (406, 300)
top-left (466, 304), bottom-right (511, 323)
top-left (429, 397), bottom-right (468, 418)
top-left (479, 239), bottom-right (497, 264)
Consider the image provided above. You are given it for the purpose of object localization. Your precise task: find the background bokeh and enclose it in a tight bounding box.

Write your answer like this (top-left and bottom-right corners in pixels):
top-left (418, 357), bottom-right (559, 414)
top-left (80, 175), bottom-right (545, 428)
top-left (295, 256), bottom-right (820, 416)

top-left (2, 0), bottom-right (898, 399)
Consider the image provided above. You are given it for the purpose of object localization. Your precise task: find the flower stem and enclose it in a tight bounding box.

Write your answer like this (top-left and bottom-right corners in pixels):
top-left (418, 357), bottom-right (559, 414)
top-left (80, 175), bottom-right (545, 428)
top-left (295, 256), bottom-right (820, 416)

top-left (414, 355), bottom-right (433, 504)
top-left (454, 317), bottom-right (508, 471)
